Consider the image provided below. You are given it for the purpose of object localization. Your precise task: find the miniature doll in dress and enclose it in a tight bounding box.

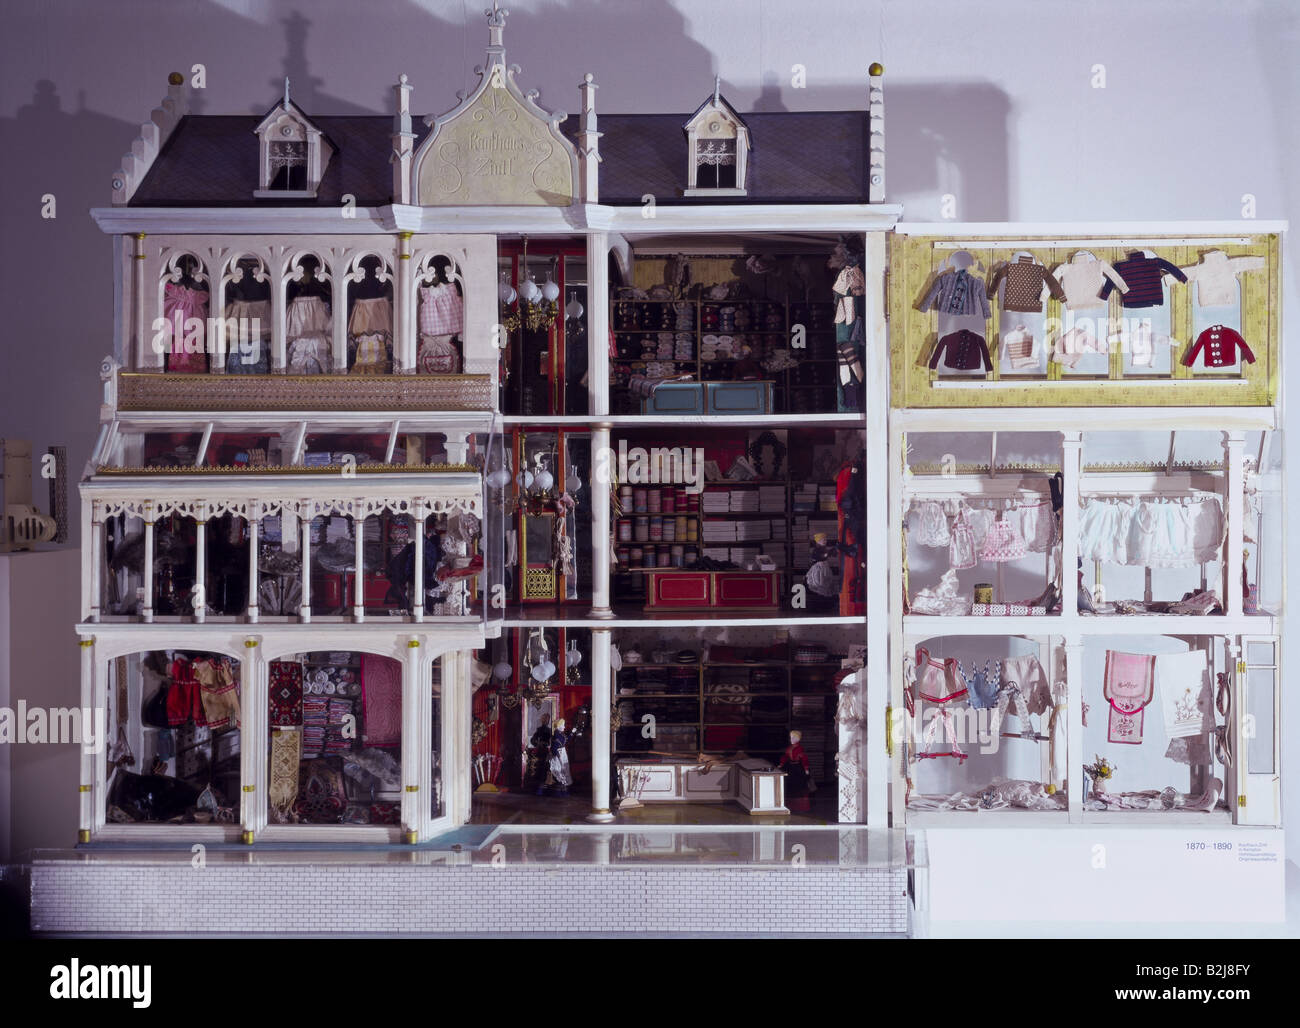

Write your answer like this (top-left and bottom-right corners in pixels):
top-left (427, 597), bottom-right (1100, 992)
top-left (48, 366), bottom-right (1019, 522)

top-left (548, 718), bottom-right (572, 797)
top-left (778, 729), bottom-right (814, 812)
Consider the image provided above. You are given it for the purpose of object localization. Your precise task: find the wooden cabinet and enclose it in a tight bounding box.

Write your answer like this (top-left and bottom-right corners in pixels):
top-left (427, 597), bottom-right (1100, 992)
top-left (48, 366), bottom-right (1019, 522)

top-left (644, 569), bottom-right (778, 611)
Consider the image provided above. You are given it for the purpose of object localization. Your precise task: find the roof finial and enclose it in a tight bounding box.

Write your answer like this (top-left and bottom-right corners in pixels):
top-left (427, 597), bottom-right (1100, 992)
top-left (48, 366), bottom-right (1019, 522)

top-left (486, 1), bottom-right (508, 48)
top-left (283, 76), bottom-right (291, 109)
top-left (713, 74), bottom-right (720, 105)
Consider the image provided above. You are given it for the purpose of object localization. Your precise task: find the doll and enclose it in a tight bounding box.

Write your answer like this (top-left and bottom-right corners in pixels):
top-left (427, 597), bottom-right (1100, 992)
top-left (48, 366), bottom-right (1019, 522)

top-left (778, 729), bottom-right (814, 812)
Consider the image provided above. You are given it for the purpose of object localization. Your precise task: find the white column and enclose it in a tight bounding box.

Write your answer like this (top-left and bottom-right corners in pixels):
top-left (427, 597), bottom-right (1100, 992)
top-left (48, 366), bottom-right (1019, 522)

top-left (396, 233), bottom-right (413, 372)
top-left (353, 513), bottom-right (365, 623)
top-left (142, 503), bottom-right (155, 623)
top-left (586, 627), bottom-right (616, 822)
top-left (132, 233), bottom-right (150, 368)
top-left (887, 420), bottom-right (908, 823)
top-left (402, 638), bottom-right (423, 842)
top-left (413, 502), bottom-right (426, 622)
top-left (1065, 636), bottom-right (1084, 821)
top-left (89, 647), bottom-right (109, 836)
top-left (240, 638), bottom-right (262, 842)
top-left (1223, 432), bottom-right (1246, 617)
top-left (193, 505), bottom-right (207, 623)
top-left (246, 514), bottom-right (260, 622)
top-left (332, 268), bottom-right (347, 373)
top-left (1226, 637), bottom-right (1244, 824)
top-left (862, 230), bottom-right (888, 827)
top-left (589, 424), bottom-right (613, 617)
top-left (271, 271), bottom-right (287, 372)
top-left (78, 637), bottom-right (95, 841)
top-left (1060, 432), bottom-right (1082, 619)
top-left (88, 505), bottom-right (103, 623)
top-left (587, 231), bottom-right (609, 416)
top-left (444, 431), bottom-right (470, 464)
top-left (299, 502), bottom-right (312, 623)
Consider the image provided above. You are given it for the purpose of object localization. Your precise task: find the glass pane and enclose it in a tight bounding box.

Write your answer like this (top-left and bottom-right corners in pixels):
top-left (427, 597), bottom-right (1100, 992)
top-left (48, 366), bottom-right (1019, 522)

top-left (1247, 668), bottom-right (1275, 774)
top-left (268, 651), bottom-right (403, 826)
top-left (1246, 641), bottom-right (1275, 666)
top-left (107, 651), bottom-right (242, 825)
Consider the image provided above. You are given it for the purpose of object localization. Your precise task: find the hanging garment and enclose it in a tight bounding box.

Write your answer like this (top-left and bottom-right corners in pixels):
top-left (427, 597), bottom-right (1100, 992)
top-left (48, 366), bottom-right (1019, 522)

top-left (949, 511), bottom-right (977, 570)
top-left (987, 255), bottom-right (1066, 313)
top-left (963, 659), bottom-right (1001, 710)
top-left (1053, 252), bottom-right (1128, 309)
top-left (1017, 500), bottom-right (1057, 554)
top-left (1048, 683), bottom-right (1068, 791)
top-left (1103, 650), bottom-right (1156, 744)
top-left (918, 269), bottom-right (991, 318)
top-left (162, 282), bottom-right (210, 373)
top-left (1000, 321), bottom-right (1039, 369)
top-left (1111, 317), bottom-right (1177, 368)
top-left (191, 657), bottom-right (241, 730)
top-left (1126, 500), bottom-right (1190, 568)
top-left (286, 295), bottom-right (333, 374)
top-left (418, 283), bottom-right (464, 336)
top-left (963, 506), bottom-right (996, 549)
top-left (990, 654), bottom-right (1051, 739)
top-left (1183, 325), bottom-right (1255, 368)
top-left (1187, 497), bottom-right (1225, 564)
top-left (928, 329), bottom-right (992, 371)
top-left (1098, 252), bottom-right (1187, 309)
top-left (915, 648), bottom-right (968, 704)
top-left (348, 296), bottom-right (391, 336)
top-left (224, 298), bottom-right (271, 373)
top-left (361, 654), bottom-right (402, 748)
top-left (166, 657), bottom-right (204, 726)
top-left (268, 660), bottom-right (303, 727)
top-left (269, 728), bottom-right (301, 816)
top-left (1078, 499), bottom-right (1136, 565)
top-left (979, 512), bottom-right (1026, 563)
top-left (832, 265), bottom-right (865, 324)
top-left (352, 334), bottom-right (389, 373)
top-left (1157, 650), bottom-right (1214, 740)
top-left (419, 334), bottom-right (461, 374)
top-left (911, 501), bottom-right (951, 547)
top-left (1179, 251), bottom-right (1266, 307)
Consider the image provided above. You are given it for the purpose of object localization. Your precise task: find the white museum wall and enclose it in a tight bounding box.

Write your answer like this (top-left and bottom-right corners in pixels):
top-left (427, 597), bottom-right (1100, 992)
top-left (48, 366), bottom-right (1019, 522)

top-left (0, 0), bottom-right (1294, 850)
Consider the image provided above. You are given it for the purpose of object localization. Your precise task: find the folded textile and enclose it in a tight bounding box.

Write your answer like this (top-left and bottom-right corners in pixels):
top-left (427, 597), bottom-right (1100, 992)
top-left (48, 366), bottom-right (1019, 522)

top-left (1157, 649), bottom-right (1214, 739)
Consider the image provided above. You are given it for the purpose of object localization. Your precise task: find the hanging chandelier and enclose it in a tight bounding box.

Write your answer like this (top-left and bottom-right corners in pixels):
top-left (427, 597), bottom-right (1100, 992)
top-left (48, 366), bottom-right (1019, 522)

top-left (500, 236), bottom-right (559, 335)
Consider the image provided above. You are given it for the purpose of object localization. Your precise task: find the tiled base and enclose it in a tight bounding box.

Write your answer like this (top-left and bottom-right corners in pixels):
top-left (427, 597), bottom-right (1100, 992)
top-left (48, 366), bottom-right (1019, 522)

top-left (30, 862), bottom-right (908, 935)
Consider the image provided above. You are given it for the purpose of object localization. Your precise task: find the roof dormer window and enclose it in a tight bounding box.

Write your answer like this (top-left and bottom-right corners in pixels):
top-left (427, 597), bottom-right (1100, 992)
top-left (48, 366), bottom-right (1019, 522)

top-left (254, 80), bottom-right (333, 198)
top-left (684, 79), bottom-right (749, 196)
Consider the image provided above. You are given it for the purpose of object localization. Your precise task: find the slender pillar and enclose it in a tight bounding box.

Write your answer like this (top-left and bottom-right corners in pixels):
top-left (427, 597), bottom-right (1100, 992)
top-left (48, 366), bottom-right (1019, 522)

top-left (353, 513), bottom-right (365, 622)
top-left (589, 424), bottom-right (613, 617)
top-left (586, 232), bottom-right (609, 416)
top-left (1065, 636), bottom-right (1084, 822)
top-left (1060, 432), bottom-right (1082, 619)
top-left (193, 505), bottom-right (207, 623)
top-left (246, 514), bottom-right (260, 623)
top-left (586, 627), bottom-right (615, 822)
top-left (861, 230), bottom-right (888, 826)
top-left (132, 233), bottom-right (149, 368)
top-left (402, 638), bottom-right (423, 842)
top-left (1223, 432), bottom-right (1246, 617)
top-left (299, 502), bottom-right (312, 623)
top-left (142, 503), bottom-right (155, 623)
top-left (413, 502), bottom-right (426, 621)
top-left (88, 504), bottom-right (103, 623)
top-left (396, 233), bottom-right (413, 372)
top-left (240, 638), bottom-right (261, 841)
top-left (77, 637), bottom-right (95, 841)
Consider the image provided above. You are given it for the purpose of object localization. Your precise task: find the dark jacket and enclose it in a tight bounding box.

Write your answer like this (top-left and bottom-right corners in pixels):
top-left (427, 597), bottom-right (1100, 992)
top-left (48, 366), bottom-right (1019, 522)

top-left (929, 330), bottom-right (992, 372)
top-left (1098, 252), bottom-right (1187, 308)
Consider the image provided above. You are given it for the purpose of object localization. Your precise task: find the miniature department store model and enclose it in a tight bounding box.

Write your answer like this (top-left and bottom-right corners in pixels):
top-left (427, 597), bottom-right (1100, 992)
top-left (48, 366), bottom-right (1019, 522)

top-left (69, 6), bottom-right (1280, 850)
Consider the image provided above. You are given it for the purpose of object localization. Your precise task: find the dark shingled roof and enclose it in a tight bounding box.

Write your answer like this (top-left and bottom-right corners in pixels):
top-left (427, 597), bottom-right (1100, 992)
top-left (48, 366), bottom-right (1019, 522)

top-left (130, 110), bottom-right (868, 206)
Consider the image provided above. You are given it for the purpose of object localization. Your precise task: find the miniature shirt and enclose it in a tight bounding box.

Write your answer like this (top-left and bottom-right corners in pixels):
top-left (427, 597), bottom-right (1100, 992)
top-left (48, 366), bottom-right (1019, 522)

top-left (1182, 325), bottom-right (1255, 368)
top-left (1098, 252), bottom-right (1187, 308)
top-left (918, 269), bottom-right (991, 319)
top-left (1053, 253), bottom-right (1128, 309)
top-left (987, 256), bottom-right (1066, 313)
top-left (1179, 250), bottom-right (1266, 307)
top-left (928, 329), bottom-right (992, 372)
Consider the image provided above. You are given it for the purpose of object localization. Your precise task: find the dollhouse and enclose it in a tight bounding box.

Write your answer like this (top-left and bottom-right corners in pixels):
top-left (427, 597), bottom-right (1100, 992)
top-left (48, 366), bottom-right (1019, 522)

top-left (54, 5), bottom-right (1282, 930)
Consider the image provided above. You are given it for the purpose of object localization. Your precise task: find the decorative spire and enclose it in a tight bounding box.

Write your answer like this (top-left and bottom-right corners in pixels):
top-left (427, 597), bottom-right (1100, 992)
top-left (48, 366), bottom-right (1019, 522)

top-left (486, 1), bottom-right (508, 48)
top-left (713, 74), bottom-right (720, 105)
top-left (283, 76), bottom-right (291, 109)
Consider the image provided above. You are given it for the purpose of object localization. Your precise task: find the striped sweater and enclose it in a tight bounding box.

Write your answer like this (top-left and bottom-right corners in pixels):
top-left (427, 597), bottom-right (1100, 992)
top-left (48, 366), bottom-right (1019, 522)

top-left (1098, 251), bottom-right (1187, 309)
